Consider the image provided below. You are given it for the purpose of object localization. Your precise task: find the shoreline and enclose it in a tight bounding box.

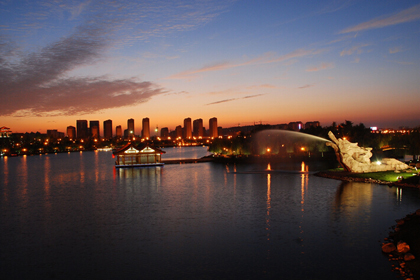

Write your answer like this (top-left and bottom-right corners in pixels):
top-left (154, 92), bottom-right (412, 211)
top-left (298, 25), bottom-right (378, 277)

top-left (314, 171), bottom-right (420, 189)
top-left (316, 170), bottom-right (420, 279)
top-left (382, 210), bottom-right (420, 280)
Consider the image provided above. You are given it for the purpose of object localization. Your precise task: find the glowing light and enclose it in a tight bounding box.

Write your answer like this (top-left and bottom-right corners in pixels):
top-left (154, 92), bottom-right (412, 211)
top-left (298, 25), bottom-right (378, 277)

top-left (301, 147), bottom-right (305, 151)
top-left (376, 161), bottom-right (381, 165)
top-left (266, 148), bottom-right (271, 153)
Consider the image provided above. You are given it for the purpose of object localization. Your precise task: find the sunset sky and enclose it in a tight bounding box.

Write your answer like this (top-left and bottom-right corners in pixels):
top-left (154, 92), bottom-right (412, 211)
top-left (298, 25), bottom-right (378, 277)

top-left (1, 0), bottom-right (419, 134)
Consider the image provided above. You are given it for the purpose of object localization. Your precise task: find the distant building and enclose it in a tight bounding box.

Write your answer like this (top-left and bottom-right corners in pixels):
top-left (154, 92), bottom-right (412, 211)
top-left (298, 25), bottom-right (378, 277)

top-left (142, 117), bottom-right (150, 139)
top-left (288, 121), bottom-right (303, 131)
top-left (175, 125), bottom-right (182, 138)
top-left (183, 118), bottom-right (192, 139)
top-left (47, 129), bottom-right (64, 139)
top-left (90, 120), bottom-right (100, 139)
top-left (116, 125), bottom-right (122, 138)
top-left (67, 126), bottom-right (76, 139)
top-left (103, 119), bottom-right (112, 139)
top-left (76, 120), bottom-right (88, 139)
top-left (0, 126), bottom-right (12, 138)
top-left (127, 118), bottom-right (134, 137)
top-left (305, 121), bottom-right (320, 129)
top-left (161, 127), bottom-right (169, 138)
top-left (193, 119), bottom-right (203, 137)
top-left (209, 117), bottom-right (218, 138)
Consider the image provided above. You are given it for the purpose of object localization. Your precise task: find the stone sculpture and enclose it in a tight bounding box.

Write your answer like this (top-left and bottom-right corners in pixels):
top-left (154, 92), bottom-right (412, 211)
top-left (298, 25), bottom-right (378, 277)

top-left (327, 131), bottom-right (409, 173)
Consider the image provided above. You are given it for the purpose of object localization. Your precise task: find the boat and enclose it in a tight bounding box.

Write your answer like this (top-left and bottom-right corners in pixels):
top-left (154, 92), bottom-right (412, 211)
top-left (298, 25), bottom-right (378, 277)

top-left (112, 142), bottom-right (166, 168)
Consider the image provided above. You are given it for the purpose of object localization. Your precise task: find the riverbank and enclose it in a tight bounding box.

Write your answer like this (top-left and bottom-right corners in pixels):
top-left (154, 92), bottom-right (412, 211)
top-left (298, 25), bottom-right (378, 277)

top-left (315, 170), bottom-right (420, 188)
top-left (382, 210), bottom-right (420, 279)
top-left (315, 170), bottom-right (420, 279)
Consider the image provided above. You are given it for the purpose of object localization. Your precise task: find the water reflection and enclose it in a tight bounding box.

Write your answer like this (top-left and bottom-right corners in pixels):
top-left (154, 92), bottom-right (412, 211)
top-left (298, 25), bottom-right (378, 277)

top-left (266, 173), bottom-right (271, 260)
top-left (299, 172), bottom-right (308, 255)
top-left (20, 155), bottom-right (28, 206)
top-left (396, 187), bottom-right (402, 203)
top-left (118, 166), bottom-right (162, 179)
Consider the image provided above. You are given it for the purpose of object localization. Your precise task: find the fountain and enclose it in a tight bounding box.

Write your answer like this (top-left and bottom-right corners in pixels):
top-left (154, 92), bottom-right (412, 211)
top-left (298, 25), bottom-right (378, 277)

top-left (327, 131), bottom-right (409, 173)
top-left (252, 129), bottom-right (331, 156)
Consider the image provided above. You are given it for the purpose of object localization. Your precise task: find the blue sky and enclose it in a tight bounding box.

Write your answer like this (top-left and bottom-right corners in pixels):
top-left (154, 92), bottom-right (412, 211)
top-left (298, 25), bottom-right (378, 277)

top-left (1, 0), bottom-right (419, 133)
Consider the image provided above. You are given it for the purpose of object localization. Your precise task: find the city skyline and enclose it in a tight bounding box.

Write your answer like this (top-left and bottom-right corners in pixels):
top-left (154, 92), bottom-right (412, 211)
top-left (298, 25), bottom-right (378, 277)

top-left (1, 1), bottom-right (419, 133)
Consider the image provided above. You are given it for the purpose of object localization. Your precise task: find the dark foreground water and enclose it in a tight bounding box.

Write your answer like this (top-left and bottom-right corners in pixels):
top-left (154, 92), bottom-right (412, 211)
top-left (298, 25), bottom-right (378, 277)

top-left (1, 147), bottom-right (420, 280)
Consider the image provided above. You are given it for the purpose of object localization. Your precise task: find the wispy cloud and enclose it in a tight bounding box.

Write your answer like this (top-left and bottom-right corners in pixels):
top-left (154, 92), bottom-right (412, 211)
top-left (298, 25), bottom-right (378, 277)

top-left (306, 62), bottom-right (334, 72)
top-left (206, 94), bottom-right (264, 105)
top-left (339, 4), bottom-right (420, 33)
top-left (340, 44), bottom-right (370, 56)
top-left (167, 48), bottom-right (323, 80)
top-left (298, 84), bottom-right (314, 89)
top-left (389, 46), bottom-right (403, 54)
top-left (246, 84), bottom-right (277, 90)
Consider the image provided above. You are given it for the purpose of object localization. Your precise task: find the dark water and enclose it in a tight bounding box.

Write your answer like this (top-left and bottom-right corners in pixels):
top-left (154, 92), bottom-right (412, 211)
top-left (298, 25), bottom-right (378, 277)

top-left (1, 147), bottom-right (419, 280)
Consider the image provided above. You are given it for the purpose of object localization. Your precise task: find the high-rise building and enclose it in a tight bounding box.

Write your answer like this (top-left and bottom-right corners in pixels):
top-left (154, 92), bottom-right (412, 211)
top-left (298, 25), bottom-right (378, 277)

top-left (183, 117), bottom-right (192, 139)
top-left (161, 127), bottom-right (169, 138)
top-left (142, 117), bottom-right (150, 139)
top-left (209, 117), bottom-right (218, 138)
top-left (116, 125), bottom-right (122, 138)
top-left (103, 119), bottom-right (112, 139)
top-left (76, 120), bottom-right (88, 139)
top-left (127, 118), bottom-right (134, 137)
top-left (193, 119), bottom-right (203, 137)
top-left (67, 126), bottom-right (76, 139)
top-left (90, 120), bottom-right (100, 138)
top-left (175, 125), bottom-right (182, 138)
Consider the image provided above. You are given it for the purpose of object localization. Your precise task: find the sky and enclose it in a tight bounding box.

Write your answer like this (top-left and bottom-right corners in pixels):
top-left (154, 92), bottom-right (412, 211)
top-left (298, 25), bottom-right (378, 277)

top-left (1, 0), bottom-right (419, 134)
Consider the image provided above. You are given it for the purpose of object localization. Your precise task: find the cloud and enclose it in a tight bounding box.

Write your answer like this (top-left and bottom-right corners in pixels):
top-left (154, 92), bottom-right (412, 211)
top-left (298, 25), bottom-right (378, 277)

top-left (340, 44), bottom-right (370, 56)
top-left (246, 84), bottom-right (277, 90)
top-left (206, 94), bottom-right (264, 105)
top-left (167, 48), bottom-right (322, 80)
top-left (298, 84), bottom-right (314, 89)
top-left (1, 0), bottom-right (235, 116)
top-left (306, 62), bottom-right (334, 72)
top-left (339, 4), bottom-right (420, 34)
top-left (0, 10), bottom-right (164, 116)
top-left (389, 47), bottom-right (403, 54)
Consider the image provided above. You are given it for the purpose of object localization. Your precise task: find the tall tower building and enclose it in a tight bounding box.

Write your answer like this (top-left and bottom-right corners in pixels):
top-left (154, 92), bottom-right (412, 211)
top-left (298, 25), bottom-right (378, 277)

top-left (67, 126), bottom-right (76, 140)
top-left (183, 117), bottom-right (192, 139)
top-left (161, 127), bottom-right (169, 138)
top-left (116, 125), bottom-right (122, 138)
top-left (142, 117), bottom-right (150, 139)
top-left (175, 125), bottom-right (183, 138)
top-left (127, 118), bottom-right (134, 137)
top-left (103, 119), bottom-right (112, 139)
top-left (76, 120), bottom-right (88, 139)
top-left (193, 119), bottom-right (203, 138)
top-left (90, 120), bottom-right (100, 138)
top-left (209, 117), bottom-right (218, 138)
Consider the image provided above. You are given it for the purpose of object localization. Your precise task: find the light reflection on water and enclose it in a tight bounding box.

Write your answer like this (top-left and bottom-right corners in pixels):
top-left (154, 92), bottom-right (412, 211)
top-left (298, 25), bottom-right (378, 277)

top-left (1, 148), bottom-right (420, 280)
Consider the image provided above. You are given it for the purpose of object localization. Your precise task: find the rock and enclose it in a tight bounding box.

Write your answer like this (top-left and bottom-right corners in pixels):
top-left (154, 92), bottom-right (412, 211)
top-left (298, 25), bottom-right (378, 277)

top-left (397, 219), bottom-right (405, 226)
top-left (404, 253), bottom-right (415, 261)
top-left (416, 209), bottom-right (420, 216)
top-left (397, 241), bottom-right (410, 253)
top-left (382, 242), bottom-right (397, 253)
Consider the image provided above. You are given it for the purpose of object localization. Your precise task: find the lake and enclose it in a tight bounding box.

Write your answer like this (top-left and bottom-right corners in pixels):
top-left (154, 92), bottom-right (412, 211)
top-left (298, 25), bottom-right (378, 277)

top-left (1, 146), bottom-right (419, 279)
